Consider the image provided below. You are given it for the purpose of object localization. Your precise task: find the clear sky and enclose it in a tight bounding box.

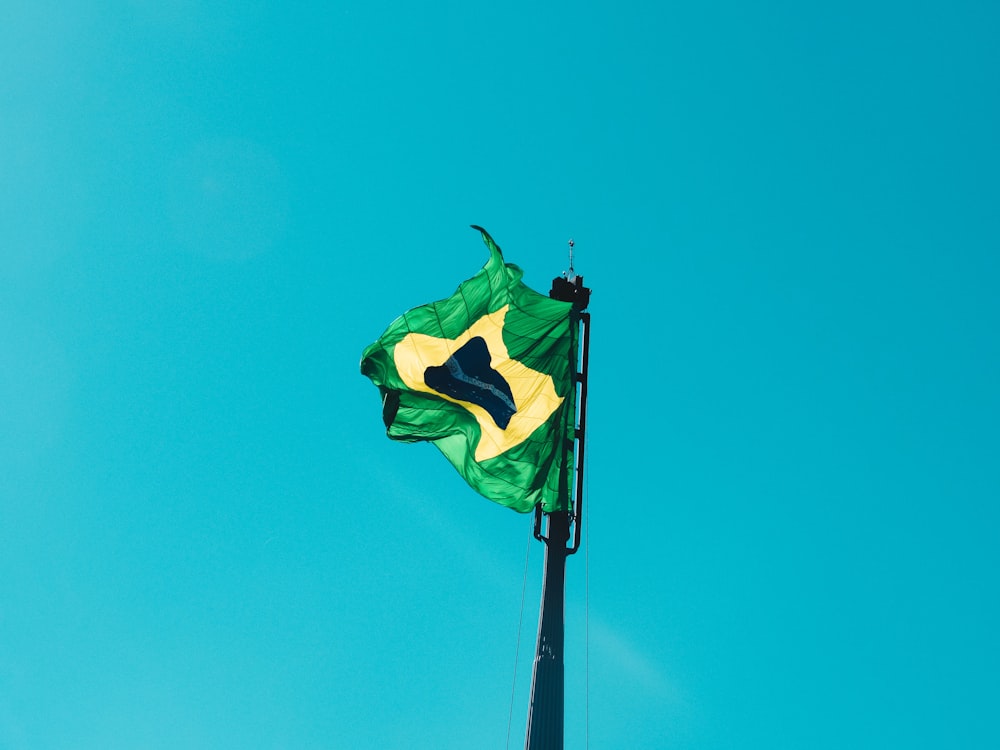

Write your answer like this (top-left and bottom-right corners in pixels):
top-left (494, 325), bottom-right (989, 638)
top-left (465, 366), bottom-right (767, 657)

top-left (3, 2), bottom-right (999, 748)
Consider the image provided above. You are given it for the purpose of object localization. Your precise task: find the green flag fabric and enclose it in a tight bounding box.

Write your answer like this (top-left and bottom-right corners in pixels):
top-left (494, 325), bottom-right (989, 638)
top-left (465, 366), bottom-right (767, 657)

top-left (360, 227), bottom-right (577, 513)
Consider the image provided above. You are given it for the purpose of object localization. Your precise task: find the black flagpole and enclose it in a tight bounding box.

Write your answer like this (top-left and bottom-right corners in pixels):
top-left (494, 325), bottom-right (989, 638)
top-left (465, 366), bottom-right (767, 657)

top-left (524, 266), bottom-right (591, 750)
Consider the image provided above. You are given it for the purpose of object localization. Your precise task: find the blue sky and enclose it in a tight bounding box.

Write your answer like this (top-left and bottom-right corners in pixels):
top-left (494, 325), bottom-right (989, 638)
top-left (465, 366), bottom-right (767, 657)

top-left (2, 2), bottom-right (999, 748)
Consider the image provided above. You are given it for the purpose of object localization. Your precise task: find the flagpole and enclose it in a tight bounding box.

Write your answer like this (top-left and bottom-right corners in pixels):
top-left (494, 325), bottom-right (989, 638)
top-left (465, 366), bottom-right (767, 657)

top-left (524, 270), bottom-right (591, 750)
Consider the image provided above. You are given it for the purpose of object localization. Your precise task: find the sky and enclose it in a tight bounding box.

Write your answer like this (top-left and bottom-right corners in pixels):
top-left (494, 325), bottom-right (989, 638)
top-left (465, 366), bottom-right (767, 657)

top-left (2, 1), bottom-right (999, 748)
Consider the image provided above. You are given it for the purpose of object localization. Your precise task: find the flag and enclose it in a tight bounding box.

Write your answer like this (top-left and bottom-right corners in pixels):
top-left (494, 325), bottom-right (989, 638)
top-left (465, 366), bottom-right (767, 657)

top-left (360, 227), bottom-right (577, 513)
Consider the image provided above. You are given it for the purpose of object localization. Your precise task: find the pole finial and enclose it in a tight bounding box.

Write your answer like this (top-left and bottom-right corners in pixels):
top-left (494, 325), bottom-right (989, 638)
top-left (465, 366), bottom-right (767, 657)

top-left (566, 238), bottom-right (576, 281)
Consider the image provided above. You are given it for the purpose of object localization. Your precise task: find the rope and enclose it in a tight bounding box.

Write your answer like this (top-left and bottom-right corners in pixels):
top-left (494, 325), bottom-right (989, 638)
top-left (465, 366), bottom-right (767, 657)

top-left (506, 521), bottom-right (533, 750)
top-left (585, 462), bottom-right (591, 750)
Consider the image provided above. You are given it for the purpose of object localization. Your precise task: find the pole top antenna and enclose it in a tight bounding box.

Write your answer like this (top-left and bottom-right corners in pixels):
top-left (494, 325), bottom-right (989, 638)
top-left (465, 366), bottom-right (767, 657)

top-left (550, 237), bottom-right (590, 311)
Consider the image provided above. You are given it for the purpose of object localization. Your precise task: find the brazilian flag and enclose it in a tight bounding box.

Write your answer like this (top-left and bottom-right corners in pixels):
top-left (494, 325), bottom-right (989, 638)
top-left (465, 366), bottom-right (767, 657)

top-left (360, 227), bottom-right (577, 513)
